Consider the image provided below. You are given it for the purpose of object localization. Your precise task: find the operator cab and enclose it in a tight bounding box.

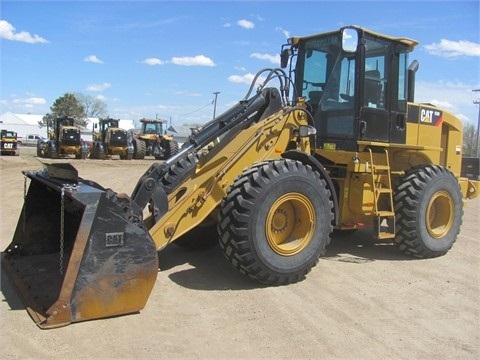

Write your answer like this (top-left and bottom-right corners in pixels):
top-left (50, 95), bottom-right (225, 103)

top-left (282, 25), bottom-right (418, 151)
top-left (141, 119), bottom-right (165, 135)
top-left (99, 118), bottom-right (124, 144)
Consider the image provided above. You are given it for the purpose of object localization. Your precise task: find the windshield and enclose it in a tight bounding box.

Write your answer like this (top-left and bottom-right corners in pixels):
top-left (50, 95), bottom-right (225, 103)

top-left (297, 33), bottom-right (356, 112)
top-left (295, 32), bottom-right (357, 140)
top-left (143, 122), bottom-right (163, 134)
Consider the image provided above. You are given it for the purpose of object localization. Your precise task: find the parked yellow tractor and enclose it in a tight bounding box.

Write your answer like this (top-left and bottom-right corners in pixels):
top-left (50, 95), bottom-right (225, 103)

top-left (1, 129), bottom-right (18, 156)
top-left (132, 118), bottom-right (179, 160)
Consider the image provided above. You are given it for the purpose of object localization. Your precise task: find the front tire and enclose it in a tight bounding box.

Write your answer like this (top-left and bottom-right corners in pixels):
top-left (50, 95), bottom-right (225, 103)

top-left (218, 159), bottom-right (334, 285)
top-left (36, 143), bottom-right (42, 157)
top-left (393, 165), bottom-right (463, 258)
top-left (47, 147), bottom-right (57, 159)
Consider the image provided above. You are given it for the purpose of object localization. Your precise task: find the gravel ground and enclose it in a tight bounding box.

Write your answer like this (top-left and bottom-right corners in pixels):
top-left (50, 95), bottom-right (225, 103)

top-left (1, 149), bottom-right (479, 359)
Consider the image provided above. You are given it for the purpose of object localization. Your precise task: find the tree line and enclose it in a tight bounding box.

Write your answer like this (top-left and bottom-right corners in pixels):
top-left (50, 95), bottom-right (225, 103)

top-left (462, 122), bottom-right (479, 157)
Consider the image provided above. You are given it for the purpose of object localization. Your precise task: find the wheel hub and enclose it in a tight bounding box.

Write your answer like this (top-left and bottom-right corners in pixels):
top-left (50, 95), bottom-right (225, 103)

top-left (266, 193), bottom-right (315, 256)
top-left (271, 208), bottom-right (289, 233)
top-left (426, 190), bottom-right (454, 239)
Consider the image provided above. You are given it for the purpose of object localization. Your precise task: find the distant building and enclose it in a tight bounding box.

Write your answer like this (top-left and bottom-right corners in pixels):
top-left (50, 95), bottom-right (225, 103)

top-left (165, 124), bottom-right (194, 146)
top-left (0, 112), bottom-right (47, 139)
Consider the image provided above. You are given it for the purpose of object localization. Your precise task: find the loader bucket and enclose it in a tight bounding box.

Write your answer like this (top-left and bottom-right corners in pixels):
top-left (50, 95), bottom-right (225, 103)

top-left (1, 163), bottom-right (158, 329)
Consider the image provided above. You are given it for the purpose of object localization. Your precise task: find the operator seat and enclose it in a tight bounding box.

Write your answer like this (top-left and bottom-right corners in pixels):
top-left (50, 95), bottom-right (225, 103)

top-left (307, 91), bottom-right (323, 112)
top-left (364, 70), bottom-right (382, 107)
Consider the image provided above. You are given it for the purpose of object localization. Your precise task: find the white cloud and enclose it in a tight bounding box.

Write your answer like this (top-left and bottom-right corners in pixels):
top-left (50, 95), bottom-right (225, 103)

top-left (228, 73), bottom-right (266, 85)
top-left (237, 19), bottom-right (254, 29)
top-left (84, 55), bottom-right (104, 64)
top-left (11, 97), bottom-right (47, 108)
top-left (174, 90), bottom-right (201, 97)
top-left (250, 52), bottom-right (280, 65)
top-left (0, 20), bottom-right (48, 44)
top-left (171, 55), bottom-right (215, 67)
top-left (86, 82), bottom-right (111, 92)
top-left (428, 99), bottom-right (454, 110)
top-left (276, 26), bottom-right (290, 39)
top-left (424, 39), bottom-right (480, 58)
top-left (142, 58), bottom-right (165, 66)
top-left (415, 80), bottom-right (479, 124)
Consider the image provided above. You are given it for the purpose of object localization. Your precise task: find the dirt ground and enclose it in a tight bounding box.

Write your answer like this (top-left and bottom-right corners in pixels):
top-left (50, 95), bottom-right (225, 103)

top-left (0, 148), bottom-right (479, 359)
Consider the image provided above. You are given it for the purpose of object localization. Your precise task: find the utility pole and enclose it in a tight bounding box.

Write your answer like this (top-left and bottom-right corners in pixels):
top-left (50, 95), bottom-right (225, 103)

top-left (474, 89), bottom-right (480, 158)
top-left (213, 92), bottom-right (220, 119)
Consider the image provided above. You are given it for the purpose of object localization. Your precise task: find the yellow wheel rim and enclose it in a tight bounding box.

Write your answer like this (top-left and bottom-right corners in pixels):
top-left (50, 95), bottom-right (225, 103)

top-left (266, 193), bottom-right (315, 256)
top-left (426, 190), bottom-right (454, 239)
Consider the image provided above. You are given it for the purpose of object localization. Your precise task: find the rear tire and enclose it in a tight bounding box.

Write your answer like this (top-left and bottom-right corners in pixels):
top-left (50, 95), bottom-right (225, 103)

top-left (393, 164), bottom-right (463, 258)
top-left (218, 159), bottom-right (334, 285)
top-left (133, 139), bottom-right (146, 159)
top-left (165, 140), bottom-right (179, 159)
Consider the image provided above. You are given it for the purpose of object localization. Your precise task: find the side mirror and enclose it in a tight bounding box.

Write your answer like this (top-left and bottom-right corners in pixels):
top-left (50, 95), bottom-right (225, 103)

top-left (342, 28), bottom-right (358, 53)
top-left (280, 48), bottom-right (291, 69)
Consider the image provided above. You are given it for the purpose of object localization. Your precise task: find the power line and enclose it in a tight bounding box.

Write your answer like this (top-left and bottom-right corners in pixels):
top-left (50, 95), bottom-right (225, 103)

top-left (178, 101), bottom-right (213, 117)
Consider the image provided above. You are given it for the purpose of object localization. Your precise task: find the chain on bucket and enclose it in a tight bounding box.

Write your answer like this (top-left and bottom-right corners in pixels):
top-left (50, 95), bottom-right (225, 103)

top-left (60, 183), bottom-right (79, 275)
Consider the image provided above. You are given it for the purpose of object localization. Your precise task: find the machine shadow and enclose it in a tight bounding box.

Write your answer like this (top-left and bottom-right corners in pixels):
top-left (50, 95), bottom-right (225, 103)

top-left (159, 229), bottom-right (411, 291)
top-left (1, 261), bottom-right (26, 311)
top-left (324, 229), bottom-right (411, 263)
top-left (158, 244), bottom-right (263, 291)
top-left (0, 229), bottom-right (411, 310)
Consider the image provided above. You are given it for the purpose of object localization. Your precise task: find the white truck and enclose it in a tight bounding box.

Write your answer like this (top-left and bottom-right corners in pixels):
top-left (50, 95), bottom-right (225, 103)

top-left (17, 134), bottom-right (44, 146)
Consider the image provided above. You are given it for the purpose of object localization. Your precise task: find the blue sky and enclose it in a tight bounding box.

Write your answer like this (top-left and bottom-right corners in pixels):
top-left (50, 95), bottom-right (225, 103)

top-left (1, 0), bottom-right (479, 128)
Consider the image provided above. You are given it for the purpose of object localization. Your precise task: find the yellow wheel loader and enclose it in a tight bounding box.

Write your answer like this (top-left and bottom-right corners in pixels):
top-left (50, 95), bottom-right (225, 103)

top-left (89, 118), bottom-right (134, 160)
top-left (37, 116), bottom-right (90, 159)
top-left (3, 26), bottom-right (479, 329)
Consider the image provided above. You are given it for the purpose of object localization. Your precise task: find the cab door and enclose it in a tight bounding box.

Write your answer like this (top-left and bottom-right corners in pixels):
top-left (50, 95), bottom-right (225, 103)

top-left (358, 39), bottom-right (390, 142)
top-left (358, 37), bottom-right (407, 145)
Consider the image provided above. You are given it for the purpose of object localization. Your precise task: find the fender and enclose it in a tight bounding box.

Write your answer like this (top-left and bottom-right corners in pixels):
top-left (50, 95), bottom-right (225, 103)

top-left (281, 150), bottom-right (339, 226)
top-left (127, 141), bottom-right (135, 155)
